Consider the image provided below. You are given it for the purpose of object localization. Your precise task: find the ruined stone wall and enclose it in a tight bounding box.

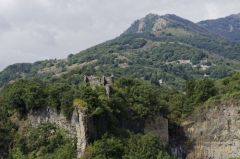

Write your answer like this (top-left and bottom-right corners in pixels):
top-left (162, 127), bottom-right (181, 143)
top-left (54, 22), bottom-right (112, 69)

top-left (84, 75), bottom-right (114, 98)
top-left (84, 75), bottom-right (113, 87)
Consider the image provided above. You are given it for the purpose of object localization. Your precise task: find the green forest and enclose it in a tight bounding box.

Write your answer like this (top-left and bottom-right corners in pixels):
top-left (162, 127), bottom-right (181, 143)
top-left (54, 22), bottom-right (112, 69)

top-left (1, 72), bottom-right (240, 158)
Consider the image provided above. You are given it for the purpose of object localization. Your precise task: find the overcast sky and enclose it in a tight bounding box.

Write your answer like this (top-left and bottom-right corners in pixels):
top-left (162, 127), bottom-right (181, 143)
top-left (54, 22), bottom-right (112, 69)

top-left (0, 0), bottom-right (239, 70)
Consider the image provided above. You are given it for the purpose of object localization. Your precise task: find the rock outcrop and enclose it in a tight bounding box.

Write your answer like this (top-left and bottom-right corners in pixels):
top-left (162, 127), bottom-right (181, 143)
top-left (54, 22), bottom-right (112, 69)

top-left (26, 106), bottom-right (170, 158)
top-left (25, 99), bottom-right (240, 159)
top-left (183, 100), bottom-right (240, 159)
top-left (27, 107), bottom-right (90, 158)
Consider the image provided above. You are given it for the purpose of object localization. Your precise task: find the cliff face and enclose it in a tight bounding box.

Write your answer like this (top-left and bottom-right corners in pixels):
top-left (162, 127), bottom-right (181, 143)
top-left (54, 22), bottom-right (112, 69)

top-left (27, 107), bottom-right (89, 158)
top-left (23, 100), bottom-right (240, 159)
top-left (183, 100), bottom-right (240, 159)
top-left (26, 107), bottom-right (169, 158)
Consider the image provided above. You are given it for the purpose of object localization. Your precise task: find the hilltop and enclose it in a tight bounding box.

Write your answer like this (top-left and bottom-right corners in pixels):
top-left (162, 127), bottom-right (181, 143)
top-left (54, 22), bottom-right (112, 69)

top-left (199, 13), bottom-right (240, 42)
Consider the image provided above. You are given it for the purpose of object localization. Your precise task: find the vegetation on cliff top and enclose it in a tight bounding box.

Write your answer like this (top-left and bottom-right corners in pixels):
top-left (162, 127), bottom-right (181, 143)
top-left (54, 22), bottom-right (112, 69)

top-left (2, 68), bottom-right (240, 158)
top-left (2, 72), bottom-right (240, 158)
top-left (9, 123), bottom-right (76, 159)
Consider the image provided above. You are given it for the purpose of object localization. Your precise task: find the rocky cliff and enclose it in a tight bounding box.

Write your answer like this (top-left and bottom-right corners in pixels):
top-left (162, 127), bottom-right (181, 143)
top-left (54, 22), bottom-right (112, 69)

top-left (24, 99), bottom-right (240, 159)
top-left (183, 100), bottom-right (240, 159)
top-left (27, 107), bottom-right (89, 158)
top-left (25, 107), bottom-right (169, 158)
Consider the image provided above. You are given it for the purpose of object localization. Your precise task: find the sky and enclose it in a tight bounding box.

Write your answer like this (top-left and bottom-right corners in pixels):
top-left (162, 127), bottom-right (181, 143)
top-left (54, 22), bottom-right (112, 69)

top-left (0, 0), bottom-right (240, 70)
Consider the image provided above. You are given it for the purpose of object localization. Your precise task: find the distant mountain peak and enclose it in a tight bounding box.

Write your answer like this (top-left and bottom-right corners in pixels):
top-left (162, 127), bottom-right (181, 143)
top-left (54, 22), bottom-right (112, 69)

top-left (163, 14), bottom-right (178, 18)
top-left (122, 13), bottom-right (166, 35)
top-left (144, 13), bottom-right (159, 18)
top-left (229, 13), bottom-right (240, 18)
top-left (123, 13), bottom-right (208, 36)
top-left (199, 13), bottom-right (240, 42)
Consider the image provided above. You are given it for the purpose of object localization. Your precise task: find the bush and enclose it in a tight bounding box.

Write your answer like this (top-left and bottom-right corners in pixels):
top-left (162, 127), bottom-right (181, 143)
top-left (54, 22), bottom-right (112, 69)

top-left (92, 136), bottom-right (124, 159)
top-left (88, 133), bottom-right (172, 159)
top-left (9, 123), bottom-right (76, 159)
top-left (4, 80), bottom-right (47, 115)
top-left (183, 79), bottom-right (216, 115)
top-left (124, 133), bottom-right (172, 159)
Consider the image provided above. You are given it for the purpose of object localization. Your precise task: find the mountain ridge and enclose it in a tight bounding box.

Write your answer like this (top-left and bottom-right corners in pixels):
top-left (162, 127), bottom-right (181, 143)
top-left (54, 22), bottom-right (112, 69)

top-left (198, 12), bottom-right (240, 42)
top-left (1, 13), bottom-right (240, 88)
top-left (123, 13), bottom-right (210, 36)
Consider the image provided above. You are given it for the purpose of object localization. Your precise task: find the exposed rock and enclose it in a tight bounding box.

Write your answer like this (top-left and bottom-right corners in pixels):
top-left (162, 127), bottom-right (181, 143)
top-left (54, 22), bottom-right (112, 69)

top-left (137, 20), bottom-right (146, 33)
top-left (21, 95), bottom-right (240, 159)
top-left (27, 107), bottom-right (91, 158)
top-left (152, 18), bottom-right (169, 35)
top-left (183, 101), bottom-right (240, 159)
top-left (72, 107), bottom-right (88, 158)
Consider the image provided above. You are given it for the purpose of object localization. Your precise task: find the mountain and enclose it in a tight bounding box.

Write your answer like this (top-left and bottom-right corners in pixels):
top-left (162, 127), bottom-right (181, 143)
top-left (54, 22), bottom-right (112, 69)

top-left (1, 13), bottom-right (240, 89)
top-left (123, 13), bottom-right (209, 36)
top-left (198, 13), bottom-right (240, 42)
top-left (0, 63), bottom-right (32, 86)
top-left (123, 13), bottom-right (240, 59)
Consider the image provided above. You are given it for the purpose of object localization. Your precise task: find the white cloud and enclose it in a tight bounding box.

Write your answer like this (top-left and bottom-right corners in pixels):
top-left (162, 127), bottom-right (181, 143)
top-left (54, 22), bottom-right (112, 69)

top-left (0, 0), bottom-right (240, 70)
top-left (204, 3), bottom-right (221, 20)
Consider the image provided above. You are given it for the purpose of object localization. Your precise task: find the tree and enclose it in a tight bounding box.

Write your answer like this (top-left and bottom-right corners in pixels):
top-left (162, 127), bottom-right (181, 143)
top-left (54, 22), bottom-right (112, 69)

top-left (123, 133), bottom-right (172, 159)
top-left (184, 79), bottom-right (216, 115)
top-left (61, 90), bottom-right (74, 118)
top-left (0, 105), bottom-right (14, 158)
top-left (4, 80), bottom-right (47, 115)
top-left (9, 123), bottom-right (76, 159)
top-left (195, 79), bottom-right (216, 103)
top-left (92, 136), bottom-right (124, 159)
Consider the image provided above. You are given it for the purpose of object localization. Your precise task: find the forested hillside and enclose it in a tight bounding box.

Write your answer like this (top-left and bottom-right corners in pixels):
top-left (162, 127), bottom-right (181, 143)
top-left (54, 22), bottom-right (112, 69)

top-left (1, 14), bottom-right (240, 89)
top-left (199, 13), bottom-right (240, 42)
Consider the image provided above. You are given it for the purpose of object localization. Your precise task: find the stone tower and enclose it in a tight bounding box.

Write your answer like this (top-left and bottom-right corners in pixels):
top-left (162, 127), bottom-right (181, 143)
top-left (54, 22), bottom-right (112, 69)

top-left (84, 75), bottom-right (114, 98)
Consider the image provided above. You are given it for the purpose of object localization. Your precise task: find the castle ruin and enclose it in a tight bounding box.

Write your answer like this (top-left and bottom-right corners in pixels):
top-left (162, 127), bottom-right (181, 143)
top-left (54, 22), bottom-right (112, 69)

top-left (83, 75), bottom-right (114, 98)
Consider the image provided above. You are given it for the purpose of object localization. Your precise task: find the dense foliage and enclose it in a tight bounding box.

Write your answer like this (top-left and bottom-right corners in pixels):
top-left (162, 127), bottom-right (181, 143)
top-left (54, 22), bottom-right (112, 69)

top-left (82, 133), bottom-right (172, 159)
top-left (9, 123), bottom-right (76, 159)
top-left (1, 71), bottom-right (240, 158)
top-left (1, 80), bottom-right (76, 119)
top-left (0, 77), bottom-right (178, 158)
top-left (183, 79), bottom-right (216, 115)
top-left (0, 104), bottom-right (14, 158)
